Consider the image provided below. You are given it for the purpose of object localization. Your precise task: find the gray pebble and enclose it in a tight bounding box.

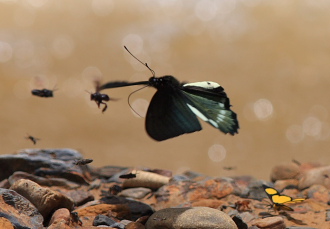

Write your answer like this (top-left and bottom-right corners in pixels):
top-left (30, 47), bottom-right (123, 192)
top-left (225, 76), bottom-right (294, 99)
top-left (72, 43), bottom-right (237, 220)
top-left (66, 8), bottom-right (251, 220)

top-left (145, 207), bottom-right (237, 229)
top-left (119, 187), bottom-right (152, 199)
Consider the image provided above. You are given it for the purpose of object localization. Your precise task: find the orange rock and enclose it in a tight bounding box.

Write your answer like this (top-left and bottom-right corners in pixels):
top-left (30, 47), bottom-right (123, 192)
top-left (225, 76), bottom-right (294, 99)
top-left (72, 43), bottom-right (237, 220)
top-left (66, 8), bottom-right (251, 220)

top-left (0, 217), bottom-right (14, 229)
top-left (76, 203), bottom-right (130, 218)
top-left (48, 208), bottom-right (71, 226)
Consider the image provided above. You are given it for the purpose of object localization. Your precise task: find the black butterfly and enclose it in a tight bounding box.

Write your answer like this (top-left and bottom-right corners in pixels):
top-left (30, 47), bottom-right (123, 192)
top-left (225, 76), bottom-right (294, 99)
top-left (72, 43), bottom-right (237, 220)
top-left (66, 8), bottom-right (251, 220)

top-left (100, 47), bottom-right (239, 141)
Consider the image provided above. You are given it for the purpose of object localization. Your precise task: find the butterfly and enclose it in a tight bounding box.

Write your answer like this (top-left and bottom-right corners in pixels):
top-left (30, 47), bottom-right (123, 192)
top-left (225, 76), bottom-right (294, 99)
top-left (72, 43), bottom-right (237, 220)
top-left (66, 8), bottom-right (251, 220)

top-left (99, 47), bottom-right (239, 141)
top-left (262, 184), bottom-right (305, 211)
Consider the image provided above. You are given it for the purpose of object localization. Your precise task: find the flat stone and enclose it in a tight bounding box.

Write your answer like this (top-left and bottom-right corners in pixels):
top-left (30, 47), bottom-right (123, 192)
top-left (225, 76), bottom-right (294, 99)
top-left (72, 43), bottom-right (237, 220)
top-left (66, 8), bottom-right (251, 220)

top-left (93, 214), bottom-right (117, 226)
top-left (100, 195), bottom-right (154, 221)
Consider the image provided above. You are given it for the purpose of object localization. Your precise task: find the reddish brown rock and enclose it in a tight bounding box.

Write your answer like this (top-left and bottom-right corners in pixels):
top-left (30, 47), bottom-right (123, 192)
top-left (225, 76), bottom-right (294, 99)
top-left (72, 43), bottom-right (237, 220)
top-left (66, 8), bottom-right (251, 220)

top-left (75, 204), bottom-right (130, 226)
top-left (155, 178), bottom-right (234, 209)
top-left (48, 208), bottom-right (71, 226)
top-left (0, 217), bottom-right (14, 229)
top-left (126, 221), bottom-right (145, 229)
top-left (47, 219), bottom-right (71, 229)
top-left (270, 162), bottom-right (300, 182)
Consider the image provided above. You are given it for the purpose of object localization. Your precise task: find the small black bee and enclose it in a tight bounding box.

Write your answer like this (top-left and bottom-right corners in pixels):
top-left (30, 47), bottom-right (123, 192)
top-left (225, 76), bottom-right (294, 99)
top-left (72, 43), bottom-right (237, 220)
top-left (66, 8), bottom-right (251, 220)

top-left (119, 172), bottom-right (137, 179)
top-left (91, 92), bottom-right (110, 113)
top-left (89, 80), bottom-right (115, 113)
top-left (25, 135), bottom-right (40, 145)
top-left (31, 88), bottom-right (56, 98)
top-left (73, 158), bottom-right (93, 166)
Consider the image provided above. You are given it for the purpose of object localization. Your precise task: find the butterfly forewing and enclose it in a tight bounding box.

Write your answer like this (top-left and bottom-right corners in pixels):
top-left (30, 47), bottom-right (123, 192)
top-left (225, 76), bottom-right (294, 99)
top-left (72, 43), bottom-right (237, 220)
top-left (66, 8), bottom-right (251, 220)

top-left (145, 88), bottom-right (202, 141)
top-left (182, 82), bottom-right (239, 135)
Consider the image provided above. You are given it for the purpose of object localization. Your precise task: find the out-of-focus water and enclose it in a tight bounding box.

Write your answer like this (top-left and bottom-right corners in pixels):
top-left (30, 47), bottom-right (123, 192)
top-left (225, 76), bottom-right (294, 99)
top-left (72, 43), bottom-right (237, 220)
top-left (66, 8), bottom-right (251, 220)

top-left (1, 0), bottom-right (330, 180)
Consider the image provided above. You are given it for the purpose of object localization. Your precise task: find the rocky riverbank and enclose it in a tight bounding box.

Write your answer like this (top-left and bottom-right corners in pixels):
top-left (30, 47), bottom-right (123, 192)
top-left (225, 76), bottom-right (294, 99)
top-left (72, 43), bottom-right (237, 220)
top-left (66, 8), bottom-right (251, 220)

top-left (0, 148), bottom-right (329, 229)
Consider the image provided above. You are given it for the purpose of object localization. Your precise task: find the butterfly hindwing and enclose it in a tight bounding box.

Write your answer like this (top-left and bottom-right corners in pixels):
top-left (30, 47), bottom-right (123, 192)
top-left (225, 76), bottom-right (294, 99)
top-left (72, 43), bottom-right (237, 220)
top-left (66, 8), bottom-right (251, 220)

top-left (182, 82), bottom-right (239, 135)
top-left (145, 88), bottom-right (202, 141)
top-left (262, 184), bottom-right (305, 211)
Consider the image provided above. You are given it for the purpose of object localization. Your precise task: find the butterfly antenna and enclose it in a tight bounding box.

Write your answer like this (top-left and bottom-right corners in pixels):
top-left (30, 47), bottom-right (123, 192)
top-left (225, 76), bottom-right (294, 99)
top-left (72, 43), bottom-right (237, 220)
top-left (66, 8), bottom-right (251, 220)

top-left (127, 85), bottom-right (149, 118)
top-left (124, 46), bottom-right (156, 77)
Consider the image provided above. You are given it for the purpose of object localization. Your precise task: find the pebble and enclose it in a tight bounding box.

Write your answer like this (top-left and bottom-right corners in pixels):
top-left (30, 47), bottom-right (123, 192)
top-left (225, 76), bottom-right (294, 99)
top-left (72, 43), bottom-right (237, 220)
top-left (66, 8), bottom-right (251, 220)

top-left (10, 179), bottom-right (74, 219)
top-left (49, 208), bottom-right (71, 225)
top-left (119, 187), bottom-right (152, 199)
top-left (305, 184), bottom-right (330, 203)
top-left (270, 162), bottom-right (300, 182)
top-left (299, 165), bottom-right (330, 189)
top-left (145, 207), bottom-right (238, 229)
top-left (122, 170), bottom-right (170, 190)
top-left (64, 189), bottom-right (95, 206)
top-left (93, 214), bottom-right (117, 226)
top-left (251, 216), bottom-right (286, 229)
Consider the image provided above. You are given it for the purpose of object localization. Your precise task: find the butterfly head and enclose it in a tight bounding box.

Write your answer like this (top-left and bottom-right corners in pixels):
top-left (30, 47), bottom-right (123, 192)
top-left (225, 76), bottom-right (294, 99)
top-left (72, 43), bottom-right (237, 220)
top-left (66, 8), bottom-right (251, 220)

top-left (148, 75), bottom-right (180, 89)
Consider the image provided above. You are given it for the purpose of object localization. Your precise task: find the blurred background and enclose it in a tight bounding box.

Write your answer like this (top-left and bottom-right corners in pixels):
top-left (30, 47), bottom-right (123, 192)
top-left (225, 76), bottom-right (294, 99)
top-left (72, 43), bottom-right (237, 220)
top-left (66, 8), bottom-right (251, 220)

top-left (0, 0), bottom-right (329, 180)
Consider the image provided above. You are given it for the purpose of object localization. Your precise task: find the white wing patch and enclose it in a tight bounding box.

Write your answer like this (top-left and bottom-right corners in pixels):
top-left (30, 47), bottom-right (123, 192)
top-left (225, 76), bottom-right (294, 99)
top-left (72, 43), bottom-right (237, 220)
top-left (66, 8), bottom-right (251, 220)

top-left (183, 81), bottom-right (221, 89)
top-left (187, 104), bottom-right (219, 128)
